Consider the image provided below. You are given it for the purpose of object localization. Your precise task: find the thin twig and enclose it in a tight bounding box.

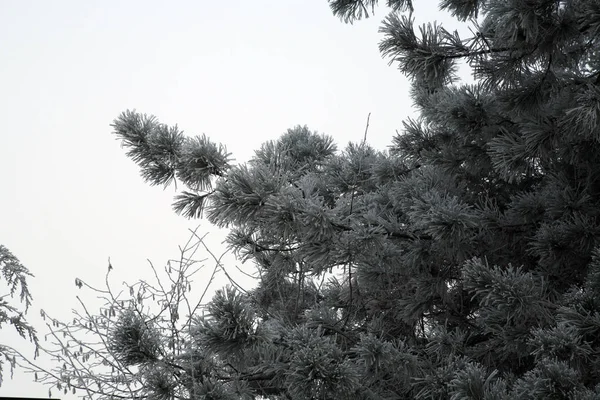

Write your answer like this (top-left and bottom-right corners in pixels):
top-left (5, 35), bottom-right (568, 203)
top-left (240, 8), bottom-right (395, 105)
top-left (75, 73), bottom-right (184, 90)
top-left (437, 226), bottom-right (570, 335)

top-left (363, 112), bottom-right (371, 144)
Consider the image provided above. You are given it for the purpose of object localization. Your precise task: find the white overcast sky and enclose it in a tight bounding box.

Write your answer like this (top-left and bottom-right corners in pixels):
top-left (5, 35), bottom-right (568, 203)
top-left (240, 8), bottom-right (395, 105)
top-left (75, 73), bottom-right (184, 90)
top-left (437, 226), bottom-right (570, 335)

top-left (0, 0), bottom-right (466, 398)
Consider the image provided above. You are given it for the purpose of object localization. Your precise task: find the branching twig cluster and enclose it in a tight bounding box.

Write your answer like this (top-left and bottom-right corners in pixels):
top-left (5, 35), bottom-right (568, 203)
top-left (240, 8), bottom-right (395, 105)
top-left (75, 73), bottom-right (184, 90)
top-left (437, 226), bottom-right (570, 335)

top-left (12, 228), bottom-right (249, 400)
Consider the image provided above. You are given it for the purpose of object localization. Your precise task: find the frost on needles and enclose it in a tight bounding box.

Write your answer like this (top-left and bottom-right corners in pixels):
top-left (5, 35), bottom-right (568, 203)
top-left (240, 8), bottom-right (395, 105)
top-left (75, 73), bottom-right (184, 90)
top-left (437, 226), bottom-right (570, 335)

top-left (24, 0), bottom-right (600, 399)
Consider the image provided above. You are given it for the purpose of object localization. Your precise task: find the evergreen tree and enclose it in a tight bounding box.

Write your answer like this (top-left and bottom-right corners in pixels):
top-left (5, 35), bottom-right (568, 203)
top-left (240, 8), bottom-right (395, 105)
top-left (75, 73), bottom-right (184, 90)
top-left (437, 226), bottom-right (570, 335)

top-left (0, 245), bottom-right (38, 386)
top-left (33, 0), bottom-right (600, 398)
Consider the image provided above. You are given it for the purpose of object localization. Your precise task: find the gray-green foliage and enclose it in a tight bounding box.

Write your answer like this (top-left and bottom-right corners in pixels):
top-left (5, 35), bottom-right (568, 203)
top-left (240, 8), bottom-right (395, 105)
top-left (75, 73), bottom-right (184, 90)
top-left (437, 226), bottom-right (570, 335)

top-left (0, 245), bottom-right (38, 386)
top-left (50, 0), bottom-right (600, 398)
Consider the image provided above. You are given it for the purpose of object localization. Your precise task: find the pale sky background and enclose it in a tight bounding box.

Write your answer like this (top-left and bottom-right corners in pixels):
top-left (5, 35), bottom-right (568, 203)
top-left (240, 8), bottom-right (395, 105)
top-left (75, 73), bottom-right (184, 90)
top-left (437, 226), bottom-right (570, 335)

top-left (0, 1), bottom-right (468, 398)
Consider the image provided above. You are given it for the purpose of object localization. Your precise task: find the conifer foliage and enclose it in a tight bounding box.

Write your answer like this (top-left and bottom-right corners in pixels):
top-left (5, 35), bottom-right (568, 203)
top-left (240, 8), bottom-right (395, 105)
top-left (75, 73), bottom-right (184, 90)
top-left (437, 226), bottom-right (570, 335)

top-left (0, 245), bottom-right (38, 387)
top-left (35, 0), bottom-right (600, 398)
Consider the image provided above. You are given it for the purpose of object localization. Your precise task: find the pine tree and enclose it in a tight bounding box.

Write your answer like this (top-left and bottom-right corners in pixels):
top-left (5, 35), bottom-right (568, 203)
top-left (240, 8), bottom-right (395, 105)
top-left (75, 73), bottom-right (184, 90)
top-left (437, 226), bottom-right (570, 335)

top-left (31, 0), bottom-right (600, 398)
